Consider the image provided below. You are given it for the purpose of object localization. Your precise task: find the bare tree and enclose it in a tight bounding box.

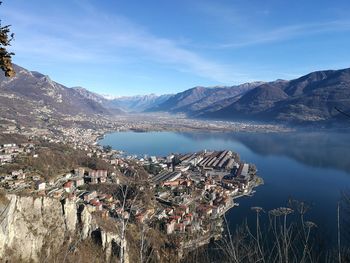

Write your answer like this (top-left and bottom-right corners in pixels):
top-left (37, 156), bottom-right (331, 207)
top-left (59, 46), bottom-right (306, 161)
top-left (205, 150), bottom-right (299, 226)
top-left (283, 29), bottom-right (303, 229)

top-left (116, 184), bottom-right (139, 263)
top-left (139, 224), bottom-right (156, 263)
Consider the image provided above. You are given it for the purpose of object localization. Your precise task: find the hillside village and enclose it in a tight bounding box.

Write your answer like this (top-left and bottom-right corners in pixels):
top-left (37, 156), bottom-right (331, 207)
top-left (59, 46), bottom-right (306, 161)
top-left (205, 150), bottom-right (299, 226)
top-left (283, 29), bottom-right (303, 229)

top-left (0, 124), bottom-right (262, 261)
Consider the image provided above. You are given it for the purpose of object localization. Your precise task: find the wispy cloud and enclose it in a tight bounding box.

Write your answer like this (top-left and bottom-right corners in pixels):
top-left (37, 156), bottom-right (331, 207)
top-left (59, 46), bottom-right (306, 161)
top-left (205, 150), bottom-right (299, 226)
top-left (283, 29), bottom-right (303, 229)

top-left (188, 1), bottom-right (350, 49)
top-left (218, 20), bottom-right (350, 48)
top-left (105, 30), bottom-right (248, 83)
top-left (3, 3), bottom-right (248, 84)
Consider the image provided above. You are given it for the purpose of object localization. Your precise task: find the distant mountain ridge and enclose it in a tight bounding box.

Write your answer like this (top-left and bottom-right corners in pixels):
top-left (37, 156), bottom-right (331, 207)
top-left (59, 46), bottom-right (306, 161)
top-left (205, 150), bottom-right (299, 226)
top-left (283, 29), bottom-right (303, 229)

top-left (203, 68), bottom-right (350, 123)
top-left (74, 89), bottom-right (173, 112)
top-left (106, 94), bottom-right (173, 112)
top-left (1, 64), bottom-right (349, 127)
top-left (72, 86), bottom-right (107, 104)
top-left (147, 82), bottom-right (264, 114)
top-left (148, 68), bottom-right (350, 124)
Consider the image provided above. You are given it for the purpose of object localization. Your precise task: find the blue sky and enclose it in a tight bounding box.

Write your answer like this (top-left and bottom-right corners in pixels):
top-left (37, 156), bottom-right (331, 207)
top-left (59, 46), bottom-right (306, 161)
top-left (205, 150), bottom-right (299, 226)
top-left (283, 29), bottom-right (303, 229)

top-left (1, 0), bottom-right (350, 96)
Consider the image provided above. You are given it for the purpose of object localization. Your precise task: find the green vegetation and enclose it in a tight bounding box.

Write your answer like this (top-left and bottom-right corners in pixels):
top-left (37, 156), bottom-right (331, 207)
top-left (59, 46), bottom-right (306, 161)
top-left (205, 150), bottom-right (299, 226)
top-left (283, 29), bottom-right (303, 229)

top-left (0, 2), bottom-right (15, 77)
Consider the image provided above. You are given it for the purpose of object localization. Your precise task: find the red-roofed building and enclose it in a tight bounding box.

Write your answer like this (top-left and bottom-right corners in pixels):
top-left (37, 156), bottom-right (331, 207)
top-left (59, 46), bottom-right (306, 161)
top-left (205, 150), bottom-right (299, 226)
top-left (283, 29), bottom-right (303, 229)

top-left (175, 210), bottom-right (185, 218)
top-left (90, 199), bottom-right (103, 211)
top-left (162, 180), bottom-right (180, 187)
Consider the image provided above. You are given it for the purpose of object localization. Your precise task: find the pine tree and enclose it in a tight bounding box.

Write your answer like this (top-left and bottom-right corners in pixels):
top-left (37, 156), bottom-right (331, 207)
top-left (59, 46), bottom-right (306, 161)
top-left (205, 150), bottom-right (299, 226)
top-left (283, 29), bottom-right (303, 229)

top-left (0, 1), bottom-right (15, 77)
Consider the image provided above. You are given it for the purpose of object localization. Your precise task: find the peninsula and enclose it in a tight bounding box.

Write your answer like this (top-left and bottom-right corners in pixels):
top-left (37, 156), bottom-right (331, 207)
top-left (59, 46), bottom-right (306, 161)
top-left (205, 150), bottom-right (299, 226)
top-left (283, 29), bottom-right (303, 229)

top-left (0, 126), bottom-right (261, 262)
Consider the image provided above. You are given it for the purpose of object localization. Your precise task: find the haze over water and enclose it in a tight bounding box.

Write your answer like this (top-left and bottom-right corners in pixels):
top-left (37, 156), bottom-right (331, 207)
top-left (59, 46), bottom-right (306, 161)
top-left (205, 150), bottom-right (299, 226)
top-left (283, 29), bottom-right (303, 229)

top-left (100, 131), bottom-right (350, 244)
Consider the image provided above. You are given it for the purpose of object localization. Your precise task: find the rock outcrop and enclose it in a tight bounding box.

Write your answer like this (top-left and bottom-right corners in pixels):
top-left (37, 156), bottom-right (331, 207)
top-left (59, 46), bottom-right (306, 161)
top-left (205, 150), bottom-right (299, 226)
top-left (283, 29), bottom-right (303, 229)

top-left (0, 195), bottom-right (66, 261)
top-left (0, 194), bottom-right (127, 262)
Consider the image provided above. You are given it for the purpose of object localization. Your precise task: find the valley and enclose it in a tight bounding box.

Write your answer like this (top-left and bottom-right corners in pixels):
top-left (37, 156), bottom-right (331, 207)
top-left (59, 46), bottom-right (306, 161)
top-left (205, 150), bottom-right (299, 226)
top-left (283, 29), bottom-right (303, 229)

top-left (1, 64), bottom-right (350, 132)
top-left (0, 63), bottom-right (349, 263)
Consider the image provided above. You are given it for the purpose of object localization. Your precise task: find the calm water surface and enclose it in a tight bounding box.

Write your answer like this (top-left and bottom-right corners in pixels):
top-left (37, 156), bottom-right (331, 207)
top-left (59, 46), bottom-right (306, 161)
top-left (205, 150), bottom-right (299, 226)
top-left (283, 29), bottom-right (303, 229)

top-left (100, 131), bottom-right (350, 243)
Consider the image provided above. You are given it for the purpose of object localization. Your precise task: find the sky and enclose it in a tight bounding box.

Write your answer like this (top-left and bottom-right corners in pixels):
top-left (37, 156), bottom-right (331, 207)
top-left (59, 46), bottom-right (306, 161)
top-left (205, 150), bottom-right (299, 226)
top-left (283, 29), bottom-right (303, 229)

top-left (1, 0), bottom-right (350, 96)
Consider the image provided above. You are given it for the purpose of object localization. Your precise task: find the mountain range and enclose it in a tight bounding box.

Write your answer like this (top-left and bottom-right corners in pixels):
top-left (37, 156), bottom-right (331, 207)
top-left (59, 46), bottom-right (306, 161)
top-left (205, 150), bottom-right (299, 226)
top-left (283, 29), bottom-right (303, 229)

top-left (146, 82), bottom-right (264, 114)
top-left (0, 64), bottom-right (170, 127)
top-left (0, 64), bottom-right (349, 127)
top-left (104, 94), bottom-right (172, 112)
top-left (73, 88), bottom-right (171, 112)
top-left (0, 64), bottom-right (120, 126)
top-left (210, 69), bottom-right (350, 124)
top-left (148, 68), bottom-right (350, 125)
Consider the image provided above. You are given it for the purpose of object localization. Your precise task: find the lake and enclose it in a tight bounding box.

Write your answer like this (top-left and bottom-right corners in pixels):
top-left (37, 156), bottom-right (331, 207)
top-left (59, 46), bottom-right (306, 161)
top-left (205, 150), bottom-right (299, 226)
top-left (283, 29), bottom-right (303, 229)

top-left (99, 131), bottom-right (350, 245)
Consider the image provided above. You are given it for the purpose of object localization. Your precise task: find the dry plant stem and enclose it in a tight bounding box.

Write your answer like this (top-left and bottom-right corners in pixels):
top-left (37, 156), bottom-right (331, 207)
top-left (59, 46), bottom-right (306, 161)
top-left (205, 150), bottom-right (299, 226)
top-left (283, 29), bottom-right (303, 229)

top-left (338, 202), bottom-right (341, 263)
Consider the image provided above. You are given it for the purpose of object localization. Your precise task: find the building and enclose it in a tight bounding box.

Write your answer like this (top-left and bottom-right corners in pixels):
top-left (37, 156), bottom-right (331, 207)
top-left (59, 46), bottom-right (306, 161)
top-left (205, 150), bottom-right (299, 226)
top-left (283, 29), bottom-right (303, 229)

top-left (174, 164), bottom-right (190, 172)
top-left (197, 205), bottom-right (213, 218)
top-left (166, 220), bottom-right (176, 234)
top-left (90, 199), bottom-right (103, 211)
top-left (0, 154), bottom-right (13, 164)
top-left (167, 154), bottom-right (174, 163)
top-left (12, 170), bottom-right (25, 180)
top-left (1, 143), bottom-right (17, 148)
top-left (100, 176), bottom-right (107, 183)
top-left (72, 177), bottom-right (84, 187)
top-left (63, 181), bottom-right (74, 193)
top-left (83, 191), bottom-right (97, 202)
top-left (234, 163), bottom-right (250, 184)
top-left (35, 181), bottom-right (46, 191)
top-left (149, 156), bottom-right (158, 163)
top-left (175, 223), bottom-right (185, 233)
top-left (152, 171), bottom-right (182, 185)
top-left (89, 169), bottom-right (108, 178)
top-left (86, 169), bottom-right (107, 184)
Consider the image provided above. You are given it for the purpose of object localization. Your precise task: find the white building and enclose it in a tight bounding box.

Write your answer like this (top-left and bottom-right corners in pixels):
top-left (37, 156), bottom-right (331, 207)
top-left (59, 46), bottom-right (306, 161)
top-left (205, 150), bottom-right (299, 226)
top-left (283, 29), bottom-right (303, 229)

top-left (35, 181), bottom-right (46, 191)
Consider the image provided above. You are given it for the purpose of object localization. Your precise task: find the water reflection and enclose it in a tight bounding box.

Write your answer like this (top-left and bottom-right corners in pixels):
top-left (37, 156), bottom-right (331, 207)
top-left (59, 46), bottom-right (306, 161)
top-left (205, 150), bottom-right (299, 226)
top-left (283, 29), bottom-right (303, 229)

top-left (179, 131), bottom-right (350, 174)
top-left (100, 130), bottom-right (350, 245)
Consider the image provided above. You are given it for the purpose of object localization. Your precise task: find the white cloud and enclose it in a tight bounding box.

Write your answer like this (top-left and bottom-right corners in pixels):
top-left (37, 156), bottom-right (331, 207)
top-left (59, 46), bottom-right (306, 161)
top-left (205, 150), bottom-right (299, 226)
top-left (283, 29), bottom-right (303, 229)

top-left (218, 20), bottom-right (350, 48)
top-left (3, 3), bottom-right (247, 84)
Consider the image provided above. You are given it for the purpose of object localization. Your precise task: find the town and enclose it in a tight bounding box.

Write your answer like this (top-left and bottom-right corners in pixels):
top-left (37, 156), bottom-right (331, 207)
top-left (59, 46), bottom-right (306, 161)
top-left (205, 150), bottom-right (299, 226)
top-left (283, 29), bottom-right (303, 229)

top-left (0, 124), bottom-right (262, 261)
top-left (0, 130), bottom-right (262, 258)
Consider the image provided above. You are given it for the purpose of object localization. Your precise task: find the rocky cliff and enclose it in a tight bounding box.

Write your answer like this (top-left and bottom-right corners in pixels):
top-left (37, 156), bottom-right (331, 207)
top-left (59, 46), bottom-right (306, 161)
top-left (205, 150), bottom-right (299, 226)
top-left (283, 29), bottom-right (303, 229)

top-left (0, 195), bottom-right (127, 262)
